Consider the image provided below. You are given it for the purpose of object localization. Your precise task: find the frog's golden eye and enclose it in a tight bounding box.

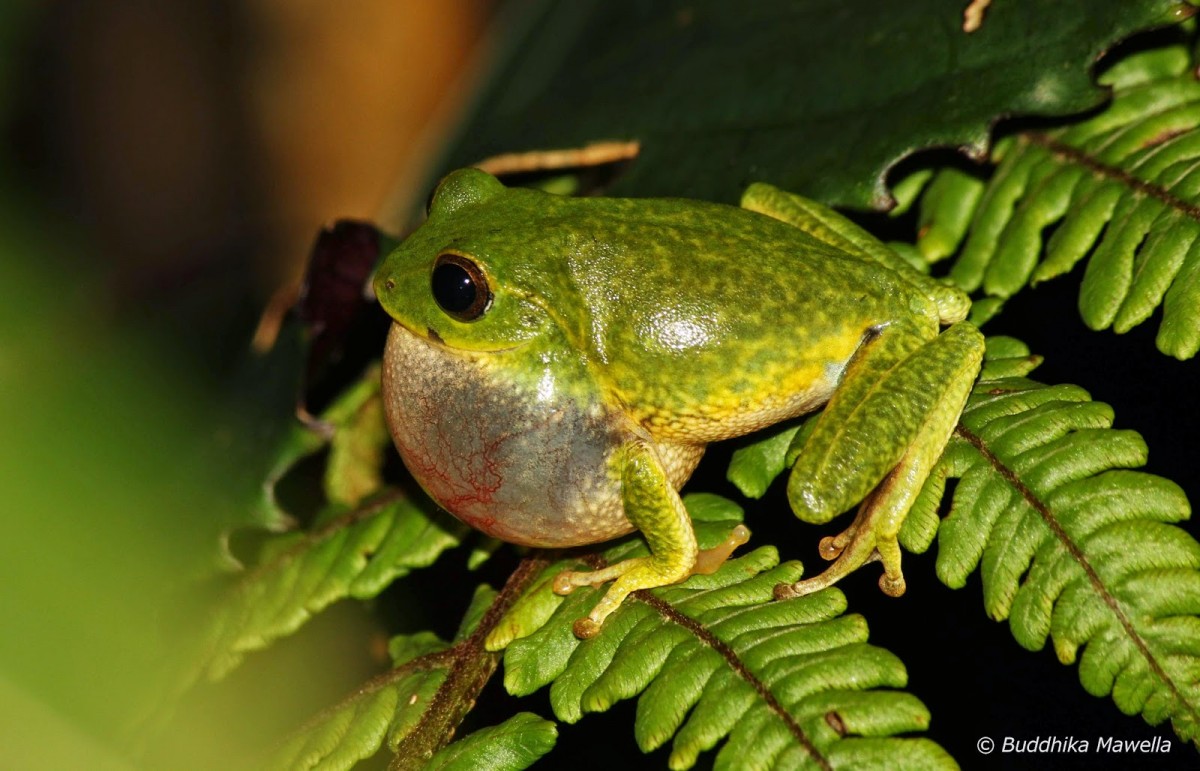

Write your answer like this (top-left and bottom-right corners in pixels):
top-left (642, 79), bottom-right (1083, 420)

top-left (431, 253), bottom-right (492, 321)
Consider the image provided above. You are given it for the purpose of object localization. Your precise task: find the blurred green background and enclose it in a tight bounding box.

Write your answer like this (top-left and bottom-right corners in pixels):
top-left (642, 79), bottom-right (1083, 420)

top-left (0, 1), bottom-right (490, 766)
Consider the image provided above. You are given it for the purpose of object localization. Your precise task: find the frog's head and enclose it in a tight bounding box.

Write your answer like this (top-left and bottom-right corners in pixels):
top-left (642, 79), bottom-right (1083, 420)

top-left (373, 168), bottom-right (559, 353)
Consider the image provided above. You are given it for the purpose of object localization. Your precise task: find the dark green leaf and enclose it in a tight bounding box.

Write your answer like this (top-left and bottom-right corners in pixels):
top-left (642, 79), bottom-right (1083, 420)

top-left (914, 42), bottom-right (1200, 358)
top-left (446, 0), bottom-right (1188, 207)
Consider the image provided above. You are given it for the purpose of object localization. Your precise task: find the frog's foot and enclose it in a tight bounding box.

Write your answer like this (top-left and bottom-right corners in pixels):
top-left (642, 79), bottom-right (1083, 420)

top-left (693, 524), bottom-right (751, 575)
top-left (553, 554), bottom-right (691, 639)
top-left (778, 322), bottom-right (985, 601)
top-left (553, 525), bottom-right (750, 638)
top-left (774, 492), bottom-right (904, 601)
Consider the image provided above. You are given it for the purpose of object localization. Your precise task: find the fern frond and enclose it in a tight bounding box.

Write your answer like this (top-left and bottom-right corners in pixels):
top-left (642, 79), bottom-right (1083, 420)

top-left (148, 364), bottom-right (471, 731)
top-left (915, 43), bottom-right (1200, 358)
top-left (264, 631), bottom-right (453, 771)
top-left (322, 365), bottom-right (392, 508)
top-left (500, 530), bottom-right (955, 770)
top-left (720, 335), bottom-right (1200, 743)
top-left (424, 713), bottom-right (557, 771)
top-left (727, 423), bottom-right (804, 499)
top-left (267, 562), bottom-right (549, 770)
top-left (189, 492), bottom-right (466, 684)
top-left (932, 339), bottom-right (1200, 741)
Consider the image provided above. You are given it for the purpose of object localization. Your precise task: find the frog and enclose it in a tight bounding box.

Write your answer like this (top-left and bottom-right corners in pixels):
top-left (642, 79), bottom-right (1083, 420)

top-left (374, 168), bottom-right (985, 639)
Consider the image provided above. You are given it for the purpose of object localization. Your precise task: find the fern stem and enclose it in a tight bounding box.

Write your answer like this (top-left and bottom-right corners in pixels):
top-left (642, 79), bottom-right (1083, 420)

top-left (1023, 132), bottom-right (1200, 221)
top-left (635, 588), bottom-right (834, 770)
top-left (953, 423), bottom-right (1200, 728)
top-left (390, 556), bottom-right (550, 770)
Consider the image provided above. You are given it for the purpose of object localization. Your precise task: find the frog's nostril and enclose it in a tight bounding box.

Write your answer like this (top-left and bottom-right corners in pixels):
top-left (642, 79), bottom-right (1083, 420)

top-left (385, 279), bottom-right (396, 291)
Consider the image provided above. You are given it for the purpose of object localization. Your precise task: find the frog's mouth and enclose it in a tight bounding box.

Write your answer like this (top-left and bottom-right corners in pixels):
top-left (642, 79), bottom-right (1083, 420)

top-left (423, 324), bottom-right (447, 346)
top-left (386, 318), bottom-right (529, 356)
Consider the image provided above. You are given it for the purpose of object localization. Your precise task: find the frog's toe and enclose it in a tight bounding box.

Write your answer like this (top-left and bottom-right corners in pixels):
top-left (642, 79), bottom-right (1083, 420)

top-left (773, 573), bottom-right (841, 600)
top-left (556, 559), bottom-right (645, 637)
top-left (772, 562), bottom-right (847, 600)
top-left (774, 515), bottom-right (891, 600)
top-left (552, 572), bottom-right (577, 595)
top-left (772, 553), bottom-right (886, 601)
top-left (573, 617), bottom-right (602, 639)
top-left (773, 581), bottom-right (802, 601)
top-left (879, 572), bottom-right (906, 597)
top-left (562, 552), bottom-right (697, 638)
top-left (693, 524), bottom-right (751, 575)
top-left (553, 562), bottom-right (630, 595)
top-left (874, 532), bottom-right (906, 596)
top-left (818, 530), bottom-right (853, 561)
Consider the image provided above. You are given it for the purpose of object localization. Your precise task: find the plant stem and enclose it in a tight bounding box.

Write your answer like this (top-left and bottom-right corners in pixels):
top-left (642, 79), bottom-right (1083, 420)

top-left (390, 555), bottom-right (550, 769)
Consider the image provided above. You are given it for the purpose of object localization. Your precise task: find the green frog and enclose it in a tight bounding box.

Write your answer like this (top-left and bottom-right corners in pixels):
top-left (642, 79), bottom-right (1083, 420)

top-left (374, 168), bottom-right (984, 638)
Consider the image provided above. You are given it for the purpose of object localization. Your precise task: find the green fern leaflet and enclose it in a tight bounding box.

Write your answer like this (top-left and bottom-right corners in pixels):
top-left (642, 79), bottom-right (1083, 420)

top-left (913, 45), bottom-right (1200, 359)
top-left (934, 338), bottom-right (1200, 740)
top-left (730, 336), bottom-right (1200, 746)
top-left (499, 526), bottom-right (955, 770)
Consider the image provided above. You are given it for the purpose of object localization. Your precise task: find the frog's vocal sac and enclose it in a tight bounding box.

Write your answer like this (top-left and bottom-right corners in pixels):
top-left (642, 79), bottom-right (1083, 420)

top-left (375, 168), bottom-right (984, 638)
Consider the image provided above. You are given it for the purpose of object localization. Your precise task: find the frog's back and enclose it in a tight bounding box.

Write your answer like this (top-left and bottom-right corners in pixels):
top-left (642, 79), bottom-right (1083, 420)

top-left (541, 195), bottom-right (940, 444)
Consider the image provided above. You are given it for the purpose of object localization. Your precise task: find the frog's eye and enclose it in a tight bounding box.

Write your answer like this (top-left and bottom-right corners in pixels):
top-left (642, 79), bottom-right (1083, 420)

top-left (431, 254), bottom-right (492, 321)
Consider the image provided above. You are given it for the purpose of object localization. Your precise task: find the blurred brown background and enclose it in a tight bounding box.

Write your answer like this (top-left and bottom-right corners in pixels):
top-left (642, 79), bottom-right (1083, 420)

top-left (11, 0), bottom-right (492, 359)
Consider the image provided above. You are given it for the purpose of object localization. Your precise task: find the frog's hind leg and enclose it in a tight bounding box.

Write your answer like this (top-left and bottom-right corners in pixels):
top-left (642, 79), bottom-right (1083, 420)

top-left (741, 182), bottom-right (971, 324)
top-left (777, 322), bottom-right (984, 599)
top-left (552, 441), bottom-right (749, 638)
top-left (741, 182), bottom-right (919, 285)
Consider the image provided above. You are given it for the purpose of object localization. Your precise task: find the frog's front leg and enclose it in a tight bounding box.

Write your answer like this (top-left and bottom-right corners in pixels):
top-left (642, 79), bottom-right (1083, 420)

top-left (553, 441), bottom-right (748, 638)
top-left (777, 321), bottom-right (984, 599)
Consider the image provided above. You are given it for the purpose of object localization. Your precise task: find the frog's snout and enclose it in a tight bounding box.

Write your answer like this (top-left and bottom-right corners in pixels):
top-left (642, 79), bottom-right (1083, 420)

top-left (372, 263), bottom-right (407, 321)
top-left (371, 268), bottom-right (394, 305)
